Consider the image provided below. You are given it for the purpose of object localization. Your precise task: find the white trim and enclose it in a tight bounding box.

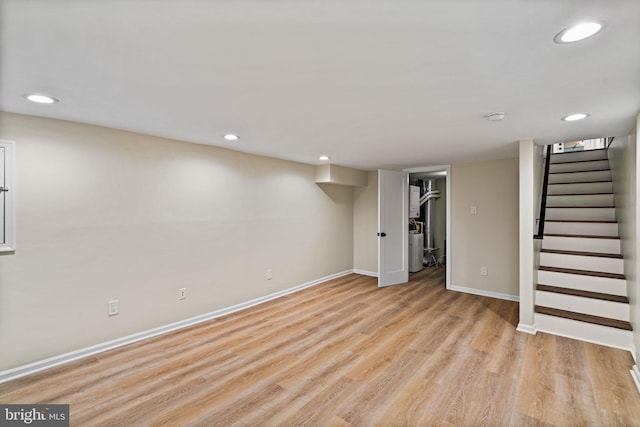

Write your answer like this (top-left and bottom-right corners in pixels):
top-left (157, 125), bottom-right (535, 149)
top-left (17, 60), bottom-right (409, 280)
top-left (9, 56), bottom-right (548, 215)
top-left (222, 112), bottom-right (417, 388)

top-left (0, 269), bottom-right (352, 384)
top-left (631, 365), bottom-right (640, 396)
top-left (450, 284), bottom-right (519, 302)
top-left (353, 269), bottom-right (378, 277)
top-left (631, 343), bottom-right (637, 363)
top-left (404, 165), bottom-right (451, 291)
top-left (535, 313), bottom-right (633, 352)
top-left (0, 140), bottom-right (16, 253)
top-left (516, 323), bottom-right (537, 335)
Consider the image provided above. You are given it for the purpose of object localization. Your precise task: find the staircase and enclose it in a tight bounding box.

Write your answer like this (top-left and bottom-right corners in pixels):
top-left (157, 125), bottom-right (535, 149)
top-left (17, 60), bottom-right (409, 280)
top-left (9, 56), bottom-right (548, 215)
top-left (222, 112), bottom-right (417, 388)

top-left (534, 148), bottom-right (633, 350)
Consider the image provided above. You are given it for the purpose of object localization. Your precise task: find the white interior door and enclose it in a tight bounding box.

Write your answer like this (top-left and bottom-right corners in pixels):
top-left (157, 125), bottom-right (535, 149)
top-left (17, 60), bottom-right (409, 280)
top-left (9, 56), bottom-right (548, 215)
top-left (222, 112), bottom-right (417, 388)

top-left (378, 169), bottom-right (409, 287)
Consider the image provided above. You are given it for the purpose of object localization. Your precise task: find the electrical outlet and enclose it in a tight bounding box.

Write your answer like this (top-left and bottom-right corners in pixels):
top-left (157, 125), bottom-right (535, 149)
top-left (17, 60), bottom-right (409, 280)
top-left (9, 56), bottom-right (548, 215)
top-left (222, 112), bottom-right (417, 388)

top-left (179, 288), bottom-right (186, 300)
top-left (266, 269), bottom-right (273, 280)
top-left (480, 266), bottom-right (488, 276)
top-left (470, 206), bottom-right (478, 215)
top-left (108, 300), bottom-right (119, 316)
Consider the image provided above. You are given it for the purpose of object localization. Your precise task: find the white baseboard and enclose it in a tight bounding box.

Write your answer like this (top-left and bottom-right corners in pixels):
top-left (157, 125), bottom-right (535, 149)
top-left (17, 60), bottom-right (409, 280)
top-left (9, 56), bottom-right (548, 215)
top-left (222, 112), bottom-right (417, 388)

top-left (450, 284), bottom-right (519, 302)
top-left (0, 270), bottom-right (352, 384)
top-left (516, 323), bottom-right (537, 335)
top-left (352, 269), bottom-right (378, 277)
top-left (630, 343), bottom-right (637, 363)
top-left (631, 365), bottom-right (640, 396)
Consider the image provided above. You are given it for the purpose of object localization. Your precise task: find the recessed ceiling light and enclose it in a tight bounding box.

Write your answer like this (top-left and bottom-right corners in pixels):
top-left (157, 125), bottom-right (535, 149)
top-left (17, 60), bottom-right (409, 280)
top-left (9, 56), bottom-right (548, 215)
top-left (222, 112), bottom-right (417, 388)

top-left (223, 134), bottom-right (239, 141)
top-left (485, 112), bottom-right (505, 121)
top-left (318, 155), bottom-right (330, 161)
top-left (23, 93), bottom-right (59, 104)
top-left (554, 22), bottom-right (603, 44)
top-left (562, 113), bottom-right (589, 121)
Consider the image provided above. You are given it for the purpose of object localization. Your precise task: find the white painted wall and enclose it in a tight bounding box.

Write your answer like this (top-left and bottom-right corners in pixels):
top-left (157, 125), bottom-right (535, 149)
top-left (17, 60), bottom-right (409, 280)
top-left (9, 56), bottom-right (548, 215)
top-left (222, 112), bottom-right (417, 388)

top-left (517, 140), bottom-right (536, 331)
top-left (353, 171), bottom-right (378, 274)
top-left (451, 156), bottom-right (519, 299)
top-left (0, 112), bottom-right (354, 370)
top-left (609, 123), bottom-right (639, 358)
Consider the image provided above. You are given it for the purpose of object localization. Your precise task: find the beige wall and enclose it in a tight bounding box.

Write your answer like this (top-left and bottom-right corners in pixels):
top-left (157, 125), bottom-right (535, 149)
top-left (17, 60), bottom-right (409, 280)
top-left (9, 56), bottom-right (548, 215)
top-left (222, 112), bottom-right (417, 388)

top-left (353, 171), bottom-right (378, 274)
top-left (609, 127), bottom-right (639, 356)
top-left (0, 112), bottom-right (354, 370)
top-left (451, 157), bottom-right (519, 298)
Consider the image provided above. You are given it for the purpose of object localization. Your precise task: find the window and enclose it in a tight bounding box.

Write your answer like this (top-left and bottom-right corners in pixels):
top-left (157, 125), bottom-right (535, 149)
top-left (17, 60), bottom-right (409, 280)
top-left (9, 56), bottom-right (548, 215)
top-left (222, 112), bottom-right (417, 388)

top-left (552, 138), bottom-right (607, 153)
top-left (1, 140), bottom-right (15, 252)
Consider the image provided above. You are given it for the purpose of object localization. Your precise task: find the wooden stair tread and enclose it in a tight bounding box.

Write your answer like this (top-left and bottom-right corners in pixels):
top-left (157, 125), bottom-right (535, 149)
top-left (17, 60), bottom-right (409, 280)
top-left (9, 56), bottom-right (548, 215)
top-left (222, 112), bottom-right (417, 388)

top-left (547, 192), bottom-right (612, 196)
top-left (540, 249), bottom-right (622, 259)
top-left (549, 180), bottom-right (612, 184)
top-left (545, 219), bottom-right (616, 223)
top-left (551, 149), bottom-right (607, 155)
top-left (549, 169), bottom-right (610, 174)
top-left (536, 285), bottom-right (629, 303)
top-left (538, 266), bottom-right (625, 280)
top-left (544, 233), bottom-right (619, 239)
top-left (546, 205), bottom-right (614, 208)
top-left (549, 158), bottom-right (609, 165)
top-left (535, 306), bottom-right (632, 331)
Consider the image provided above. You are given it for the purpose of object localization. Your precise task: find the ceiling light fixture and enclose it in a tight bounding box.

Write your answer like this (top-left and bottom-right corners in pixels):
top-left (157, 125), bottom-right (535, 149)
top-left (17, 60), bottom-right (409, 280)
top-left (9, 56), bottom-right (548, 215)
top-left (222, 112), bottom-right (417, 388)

top-left (562, 113), bottom-right (589, 121)
top-left (223, 133), bottom-right (239, 141)
top-left (23, 93), bottom-right (59, 104)
top-left (554, 22), bottom-right (603, 43)
top-left (485, 112), bottom-right (505, 121)
top-left (318, 155), bottom-right (330, 161)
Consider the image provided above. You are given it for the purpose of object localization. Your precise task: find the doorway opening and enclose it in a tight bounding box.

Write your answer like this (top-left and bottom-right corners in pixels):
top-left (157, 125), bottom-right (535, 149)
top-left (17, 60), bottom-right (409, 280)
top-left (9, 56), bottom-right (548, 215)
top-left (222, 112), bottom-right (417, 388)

top-left (406, 165), bottom-right (451, 289)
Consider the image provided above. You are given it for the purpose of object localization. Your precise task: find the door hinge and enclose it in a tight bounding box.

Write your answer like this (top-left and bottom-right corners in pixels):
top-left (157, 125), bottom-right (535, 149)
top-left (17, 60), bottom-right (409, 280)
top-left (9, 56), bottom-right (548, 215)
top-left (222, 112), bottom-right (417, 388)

top-left (0, 187), bottom-right (8, 193)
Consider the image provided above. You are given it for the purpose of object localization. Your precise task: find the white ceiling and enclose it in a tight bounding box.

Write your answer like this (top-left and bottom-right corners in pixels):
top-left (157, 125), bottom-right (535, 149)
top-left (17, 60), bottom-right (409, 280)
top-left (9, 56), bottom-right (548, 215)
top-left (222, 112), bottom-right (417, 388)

top-left (1, 0), bottom-right (639, 170)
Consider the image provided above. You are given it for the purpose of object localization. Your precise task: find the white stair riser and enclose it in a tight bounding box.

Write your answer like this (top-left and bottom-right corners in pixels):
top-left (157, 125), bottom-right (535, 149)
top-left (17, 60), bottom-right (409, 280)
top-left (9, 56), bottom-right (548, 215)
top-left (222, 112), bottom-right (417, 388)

top-left (550, 150), bottom-right (608, 163)
top-left (539, 253), bottom-right (623, 274)
top-left (547, 182), bottom-right (613, 195)
top-left (548, 170), bottom-right (612, 184)
top-left (536, 291), bottom-right (629, 321)
top-left (549, 160), bottom-right (609, 173)
top-left (542, 236), bottom-right (620, 254)
top-left (537, 270), bottom-right (627, 296)
top-left (545, 207), bottom-right (615, 221)
top-left (534, 313), bottom-right (632, 351)
top-left (547, 194), bottom-right (614, 207)
top-left (544, 221), bottom-right (618, 236)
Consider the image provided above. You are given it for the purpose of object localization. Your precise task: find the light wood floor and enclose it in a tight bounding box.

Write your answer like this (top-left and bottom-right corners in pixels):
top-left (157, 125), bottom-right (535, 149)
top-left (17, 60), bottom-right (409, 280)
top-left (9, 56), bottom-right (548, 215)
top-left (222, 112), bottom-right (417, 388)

top-left (2, 268), bottom-right (640, 426)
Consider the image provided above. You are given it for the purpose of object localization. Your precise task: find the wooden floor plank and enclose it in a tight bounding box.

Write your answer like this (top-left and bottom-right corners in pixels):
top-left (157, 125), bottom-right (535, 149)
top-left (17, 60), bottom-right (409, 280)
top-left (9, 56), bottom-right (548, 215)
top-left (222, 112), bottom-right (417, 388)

top-left (1, 268), bottom-right (639, 426)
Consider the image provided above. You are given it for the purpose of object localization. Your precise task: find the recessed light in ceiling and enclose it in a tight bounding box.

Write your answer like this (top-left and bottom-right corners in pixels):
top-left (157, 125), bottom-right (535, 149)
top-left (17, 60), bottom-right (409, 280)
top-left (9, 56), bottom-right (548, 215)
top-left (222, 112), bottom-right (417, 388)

top-left (23, 93), bottom-right (59, 104)
top-left (485, 112), bottom-right (505, 121)
top-left (223, 133), bottom-right (239, 141)
top-left (554, 22), bottom-right (603, 44)
top-left (562, 113), bottom-right (589, 121)
top-left (318, 155), bottom-right (330, 161)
